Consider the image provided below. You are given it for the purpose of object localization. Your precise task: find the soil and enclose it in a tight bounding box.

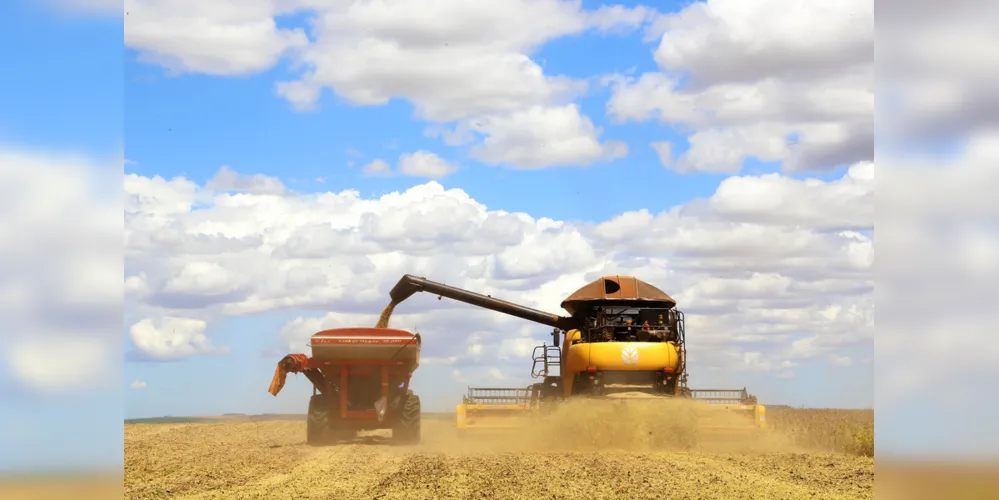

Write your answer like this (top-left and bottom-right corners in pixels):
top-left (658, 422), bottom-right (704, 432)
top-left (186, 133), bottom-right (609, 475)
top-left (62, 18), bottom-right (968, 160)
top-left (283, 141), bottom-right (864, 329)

top-left (124, 411), bottom-right (874, 500)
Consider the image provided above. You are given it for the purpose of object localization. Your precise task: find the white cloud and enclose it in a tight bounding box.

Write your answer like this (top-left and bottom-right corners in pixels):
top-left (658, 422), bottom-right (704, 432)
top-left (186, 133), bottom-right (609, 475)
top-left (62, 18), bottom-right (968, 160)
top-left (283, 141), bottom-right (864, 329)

top-left (128, 317), bottom-right (228, 361)
top-left (397, 151), bottom-right (458, 179)
top-left (163, 261), bottom-right (246, 297)
top-left (706, 161), bottom-right (873, 231)
top-left (650, 141), bottom-right (674, 168)
top-left (121, 0), bottom-right (657, 170)
top-left (466, 104), bottom-right (628, 169)
top-left (205, 165), bottom-right (287, 195)
top-left (361, 159), bottom-right (393, 177)
top-left (130, 379), bottom-right (148, 390)
top-left (124, 163), bottom-right (873, 388)
top-left (275, 0), bottom-right (653, 122)
top-left (123, 0), bottom-right (308, 76)
top-left (607, 0), bottom-right (873, 173)
top-left (362, 152), bottom-right (458, 179)
top-left (124, 173), bottom-right (198, 216)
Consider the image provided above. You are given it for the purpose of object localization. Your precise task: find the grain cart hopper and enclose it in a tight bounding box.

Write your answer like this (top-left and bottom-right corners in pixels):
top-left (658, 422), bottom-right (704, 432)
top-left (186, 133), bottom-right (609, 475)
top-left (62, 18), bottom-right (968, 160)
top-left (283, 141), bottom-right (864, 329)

top-left (384, 274), bottom-right (767, 438)
top-left (268, 327), bottom-right (422, 444)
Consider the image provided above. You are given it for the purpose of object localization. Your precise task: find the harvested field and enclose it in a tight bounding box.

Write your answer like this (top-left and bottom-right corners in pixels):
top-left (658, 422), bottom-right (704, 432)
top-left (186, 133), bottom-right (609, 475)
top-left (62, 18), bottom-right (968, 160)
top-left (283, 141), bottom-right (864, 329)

top-left (125, 405), bottom-right (874, 500)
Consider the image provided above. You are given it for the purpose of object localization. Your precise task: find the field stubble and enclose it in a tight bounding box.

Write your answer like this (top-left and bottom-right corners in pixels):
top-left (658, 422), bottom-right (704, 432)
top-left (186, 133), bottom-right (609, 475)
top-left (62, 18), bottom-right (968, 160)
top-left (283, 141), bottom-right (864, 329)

top-left (125, 400), bottom-right (874, 500)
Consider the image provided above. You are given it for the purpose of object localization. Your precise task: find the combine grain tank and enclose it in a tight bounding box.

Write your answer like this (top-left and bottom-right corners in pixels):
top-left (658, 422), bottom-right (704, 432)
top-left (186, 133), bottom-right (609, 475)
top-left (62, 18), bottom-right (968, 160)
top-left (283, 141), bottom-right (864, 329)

top-left (268, 327), bottom-right (422, 444)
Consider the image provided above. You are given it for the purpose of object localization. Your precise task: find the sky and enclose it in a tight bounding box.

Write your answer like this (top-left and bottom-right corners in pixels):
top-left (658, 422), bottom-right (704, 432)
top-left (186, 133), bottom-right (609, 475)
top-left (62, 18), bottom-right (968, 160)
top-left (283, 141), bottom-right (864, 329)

top-left (3, 0), bottom-right (998, 473)
top-left (118, 0), bottom-right (877, 419)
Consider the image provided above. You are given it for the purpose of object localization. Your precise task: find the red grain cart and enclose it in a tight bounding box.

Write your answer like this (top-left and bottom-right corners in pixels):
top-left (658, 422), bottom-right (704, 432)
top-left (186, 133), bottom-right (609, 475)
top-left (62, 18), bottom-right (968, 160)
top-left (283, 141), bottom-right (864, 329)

top-left (268, 327), bottom-right (422, 444)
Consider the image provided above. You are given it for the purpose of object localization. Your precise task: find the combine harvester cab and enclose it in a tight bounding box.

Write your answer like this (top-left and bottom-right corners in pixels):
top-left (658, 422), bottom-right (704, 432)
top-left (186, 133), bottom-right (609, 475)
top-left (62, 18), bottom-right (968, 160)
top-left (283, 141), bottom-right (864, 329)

top-left (267, 327), bottom-right (422, 445)
top-left (384, 274), bottom-right (768, 441)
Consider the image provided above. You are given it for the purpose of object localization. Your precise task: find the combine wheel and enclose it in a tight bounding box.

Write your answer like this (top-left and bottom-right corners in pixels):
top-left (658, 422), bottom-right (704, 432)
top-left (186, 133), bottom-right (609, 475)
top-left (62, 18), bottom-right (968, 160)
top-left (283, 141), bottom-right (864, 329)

top-left (392, 391), bottom-right (421, 444)
top-left (307, 394), bottom-right (332, 445)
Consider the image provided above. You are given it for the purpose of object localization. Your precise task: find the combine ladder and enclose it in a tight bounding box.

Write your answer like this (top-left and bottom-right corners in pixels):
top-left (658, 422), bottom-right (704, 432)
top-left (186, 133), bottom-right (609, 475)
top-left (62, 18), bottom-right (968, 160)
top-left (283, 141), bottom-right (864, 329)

top-left (531, 344), bottom-right (561, 379)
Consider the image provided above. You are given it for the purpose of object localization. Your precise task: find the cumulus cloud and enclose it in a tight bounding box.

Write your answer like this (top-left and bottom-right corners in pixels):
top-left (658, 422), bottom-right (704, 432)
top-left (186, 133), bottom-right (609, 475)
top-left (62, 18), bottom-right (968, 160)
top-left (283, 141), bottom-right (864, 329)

top-left (128, 317), bottom-right (228, 361)
top-left (122, 0), bottom-right (657, 170)
top-left (465, 104), bottom-right (628, 169)
top-left (607, 0), bottom-right (873, 174)
top-left (361, 152), bottom-right (458, 179)
top-left (205, 165), bottom-right (288, 195)
top-left (130, 379), bottom-right (148, 390)
top-left (124, 0), bottom-right (308, 76)
top-left (273, 0), bottom-right (654, 122)
top-left (397, 151), bottom-right (458, 179)
top-left (124, 163), bottom-right (874, 387)
top-left (705, 161), bottom-right (873, 231)
top-left (361, 159), bottom-right (393, 177)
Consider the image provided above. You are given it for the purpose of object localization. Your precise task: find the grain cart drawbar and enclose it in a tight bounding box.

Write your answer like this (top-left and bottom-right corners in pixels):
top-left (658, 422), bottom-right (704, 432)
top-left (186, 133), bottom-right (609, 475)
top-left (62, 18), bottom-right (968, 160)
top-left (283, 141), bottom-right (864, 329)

top-left (268, 328), bottom-right (422, 444)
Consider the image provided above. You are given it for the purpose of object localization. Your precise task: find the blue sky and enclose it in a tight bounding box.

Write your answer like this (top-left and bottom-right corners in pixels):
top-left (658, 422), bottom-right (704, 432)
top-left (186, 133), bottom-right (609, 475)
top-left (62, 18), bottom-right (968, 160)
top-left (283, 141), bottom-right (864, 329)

top-left (114, 0), bottom-right (869, 419)
top-left (0, 1), bottom-right (121, 154)
top-left (1, 0), bottom-right (887, 472)
top-left (122, 34), bottom-right (722, 223)
top-left (120, 0), bottom-right (808, 223)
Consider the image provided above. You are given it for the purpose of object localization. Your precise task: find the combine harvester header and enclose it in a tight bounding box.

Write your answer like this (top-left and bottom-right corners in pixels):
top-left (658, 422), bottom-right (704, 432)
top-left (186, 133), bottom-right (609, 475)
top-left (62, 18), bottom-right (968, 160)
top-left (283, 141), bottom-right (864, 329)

top-left (455, 387), bottom-right (539, 435)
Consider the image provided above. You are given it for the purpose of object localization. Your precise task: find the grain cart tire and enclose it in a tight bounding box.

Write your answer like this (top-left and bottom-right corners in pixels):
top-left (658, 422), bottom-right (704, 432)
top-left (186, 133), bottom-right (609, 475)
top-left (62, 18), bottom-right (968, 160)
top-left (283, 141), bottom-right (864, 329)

top-left (392, 391), bottom-right (421, 444)
top-left (307, 394), bottom-right (331, 445)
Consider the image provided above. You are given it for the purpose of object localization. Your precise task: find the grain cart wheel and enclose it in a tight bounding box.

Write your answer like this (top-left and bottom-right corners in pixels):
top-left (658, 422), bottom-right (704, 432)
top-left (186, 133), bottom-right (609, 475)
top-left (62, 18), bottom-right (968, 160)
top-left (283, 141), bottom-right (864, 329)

top-left (307, 394), bottom-right (332, 445)
top-left (392, 391), bottom-right (421, 444)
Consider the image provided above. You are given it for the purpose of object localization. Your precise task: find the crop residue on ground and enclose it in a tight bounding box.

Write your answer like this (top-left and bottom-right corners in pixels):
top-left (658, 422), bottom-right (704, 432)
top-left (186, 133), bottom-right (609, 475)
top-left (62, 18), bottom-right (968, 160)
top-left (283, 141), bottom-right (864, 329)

top-left (125, 407), bottom-right (874, 500)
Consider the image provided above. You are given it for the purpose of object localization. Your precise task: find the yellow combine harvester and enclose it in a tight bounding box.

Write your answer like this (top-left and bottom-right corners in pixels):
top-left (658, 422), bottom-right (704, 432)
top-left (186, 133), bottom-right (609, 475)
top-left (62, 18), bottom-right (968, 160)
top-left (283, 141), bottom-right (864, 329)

top-left (387, 274), bottom-right (767, 439)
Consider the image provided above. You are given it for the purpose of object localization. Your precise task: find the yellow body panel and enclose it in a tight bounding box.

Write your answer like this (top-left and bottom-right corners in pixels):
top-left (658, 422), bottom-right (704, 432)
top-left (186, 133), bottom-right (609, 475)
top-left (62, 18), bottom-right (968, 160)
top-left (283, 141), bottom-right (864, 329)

top-left (560, 329), bottom-right (681, 397)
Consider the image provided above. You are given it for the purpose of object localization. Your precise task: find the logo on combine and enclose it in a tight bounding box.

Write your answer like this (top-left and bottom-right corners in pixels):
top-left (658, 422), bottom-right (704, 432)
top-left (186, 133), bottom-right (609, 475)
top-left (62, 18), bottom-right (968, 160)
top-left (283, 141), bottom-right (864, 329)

top-left (621, 346), bottom-right (639, 365)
